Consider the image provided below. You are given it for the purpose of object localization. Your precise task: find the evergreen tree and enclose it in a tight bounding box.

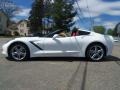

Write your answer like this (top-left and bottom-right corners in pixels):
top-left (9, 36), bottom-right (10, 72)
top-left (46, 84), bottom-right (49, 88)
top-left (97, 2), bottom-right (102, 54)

top-left (93, 26), bottom-right (106, 34)
top-left (113, 22), bottom-right (120, 36)
top-left (29, 0), bottom-right (44, 33)
top-left (52, 0), bottom-right (76, 32)
top-left (107, 29), bottom-right (113, 36)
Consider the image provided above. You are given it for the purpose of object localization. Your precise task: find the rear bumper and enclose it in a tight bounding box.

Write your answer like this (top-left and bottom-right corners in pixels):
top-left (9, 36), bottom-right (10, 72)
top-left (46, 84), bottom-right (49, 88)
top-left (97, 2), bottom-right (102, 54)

top-left (2, 44), bottom-right (8, 57)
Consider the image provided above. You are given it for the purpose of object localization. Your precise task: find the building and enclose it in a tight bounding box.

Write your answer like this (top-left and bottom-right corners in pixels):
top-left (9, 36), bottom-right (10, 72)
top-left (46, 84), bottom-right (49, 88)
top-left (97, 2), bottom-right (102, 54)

top-left (8, 22), bottom-right (19, 36)
top-left (17, 20), bottom-right (29, 36)
top-left (0, 11), bottom-right (8, 35)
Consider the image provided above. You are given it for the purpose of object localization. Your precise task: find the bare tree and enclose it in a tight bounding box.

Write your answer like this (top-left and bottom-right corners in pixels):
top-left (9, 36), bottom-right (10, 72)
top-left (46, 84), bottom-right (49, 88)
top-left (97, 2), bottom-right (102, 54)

top-left (0, 0), bottom-right (19, 18)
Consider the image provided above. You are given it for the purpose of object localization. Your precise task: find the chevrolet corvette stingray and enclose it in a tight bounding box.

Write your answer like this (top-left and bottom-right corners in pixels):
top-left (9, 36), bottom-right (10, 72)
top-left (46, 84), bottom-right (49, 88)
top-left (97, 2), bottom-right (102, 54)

top-left (2, 29), bottom-right (114, 61)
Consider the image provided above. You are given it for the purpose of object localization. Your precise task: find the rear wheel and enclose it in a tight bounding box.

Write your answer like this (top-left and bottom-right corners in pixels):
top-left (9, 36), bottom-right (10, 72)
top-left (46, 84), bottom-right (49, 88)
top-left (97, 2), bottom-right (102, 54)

top-left (8, 42), bottom-right (30, 61)
top-left (86, 44), bottom-right (105, 61)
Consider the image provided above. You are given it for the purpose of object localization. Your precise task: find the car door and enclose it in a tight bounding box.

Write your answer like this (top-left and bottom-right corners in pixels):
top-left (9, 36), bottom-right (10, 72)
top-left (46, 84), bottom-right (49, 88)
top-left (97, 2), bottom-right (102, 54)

top-left (43, 36), bottom-right (81, 57)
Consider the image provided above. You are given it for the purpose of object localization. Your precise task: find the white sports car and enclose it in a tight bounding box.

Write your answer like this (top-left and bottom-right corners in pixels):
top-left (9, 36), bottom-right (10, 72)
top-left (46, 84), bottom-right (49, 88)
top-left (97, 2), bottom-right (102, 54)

top-left (2, 29), bottom-right (114, 61)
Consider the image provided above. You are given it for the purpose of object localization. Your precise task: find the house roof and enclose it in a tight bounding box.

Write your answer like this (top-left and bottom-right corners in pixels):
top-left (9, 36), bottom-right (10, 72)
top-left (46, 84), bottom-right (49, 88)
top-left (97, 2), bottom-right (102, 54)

top-left (17, 20), bottom-right (29, 24)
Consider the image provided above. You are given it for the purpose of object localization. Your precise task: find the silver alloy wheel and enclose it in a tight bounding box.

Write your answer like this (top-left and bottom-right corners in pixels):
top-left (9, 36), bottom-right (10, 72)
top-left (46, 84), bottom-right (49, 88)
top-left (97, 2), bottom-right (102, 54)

top-left (88, 45), bottom-right (104, 61)
top-left (11, 45), bottom-right (27, 60)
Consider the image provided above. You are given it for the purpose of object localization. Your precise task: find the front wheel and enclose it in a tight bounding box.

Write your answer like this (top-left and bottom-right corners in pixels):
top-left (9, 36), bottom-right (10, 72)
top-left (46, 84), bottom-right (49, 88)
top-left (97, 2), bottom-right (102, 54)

top-left (8, 43), bottom-right (30, 61)
top-left (86, 44), bottom-right (105, 61)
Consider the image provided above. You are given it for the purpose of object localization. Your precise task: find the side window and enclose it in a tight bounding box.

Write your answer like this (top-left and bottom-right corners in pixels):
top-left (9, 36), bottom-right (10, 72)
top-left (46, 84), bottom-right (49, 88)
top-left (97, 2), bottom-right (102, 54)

top-left (20, 29), bottom-right (23, 33)
top-left (78, 31), bottom-right (90, 35)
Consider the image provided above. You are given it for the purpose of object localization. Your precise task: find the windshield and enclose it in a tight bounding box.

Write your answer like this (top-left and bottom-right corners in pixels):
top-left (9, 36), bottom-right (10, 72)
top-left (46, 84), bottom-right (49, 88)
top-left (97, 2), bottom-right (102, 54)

top-left (45, 30), bottom-right (90, 37)
top-left (45, 30), bottom-right (64, 37)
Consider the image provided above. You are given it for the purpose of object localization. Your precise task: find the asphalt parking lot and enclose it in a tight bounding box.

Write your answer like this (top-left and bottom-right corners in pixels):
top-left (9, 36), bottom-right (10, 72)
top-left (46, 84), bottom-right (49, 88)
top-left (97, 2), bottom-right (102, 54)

top-left (0, 38), bottom-right (120, 90)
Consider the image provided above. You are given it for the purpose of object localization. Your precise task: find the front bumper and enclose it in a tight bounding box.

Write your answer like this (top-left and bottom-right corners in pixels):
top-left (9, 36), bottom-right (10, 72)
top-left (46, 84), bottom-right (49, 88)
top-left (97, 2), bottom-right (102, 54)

top-left (106, 36), bottom-right (114, 56)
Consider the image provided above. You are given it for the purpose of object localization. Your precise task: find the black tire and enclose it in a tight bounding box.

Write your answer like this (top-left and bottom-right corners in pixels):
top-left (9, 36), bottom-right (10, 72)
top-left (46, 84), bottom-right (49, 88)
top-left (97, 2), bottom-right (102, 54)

top-left (86, 44), bottom-right (106, 61)
top-left (8, 42), bottom-right (30, 61)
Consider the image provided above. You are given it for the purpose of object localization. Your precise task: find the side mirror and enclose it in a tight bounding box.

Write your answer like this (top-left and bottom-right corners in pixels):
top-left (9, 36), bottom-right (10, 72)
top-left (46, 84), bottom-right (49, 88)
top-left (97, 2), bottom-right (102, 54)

top-left (52, 34), bottom-right (59, 39)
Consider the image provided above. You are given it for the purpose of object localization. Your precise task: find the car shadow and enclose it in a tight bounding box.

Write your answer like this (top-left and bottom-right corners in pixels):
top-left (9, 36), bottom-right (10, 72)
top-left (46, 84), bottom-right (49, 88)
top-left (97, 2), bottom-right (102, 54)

top-left (103, 56), bottom-right (120, 62)
top-left (7, 56), bottom-right (120, 62)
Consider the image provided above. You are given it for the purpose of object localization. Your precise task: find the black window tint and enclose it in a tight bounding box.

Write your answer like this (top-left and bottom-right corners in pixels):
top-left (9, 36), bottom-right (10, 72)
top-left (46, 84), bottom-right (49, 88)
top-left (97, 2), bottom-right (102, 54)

top-left (78, 31), bottom-right (90, 35)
